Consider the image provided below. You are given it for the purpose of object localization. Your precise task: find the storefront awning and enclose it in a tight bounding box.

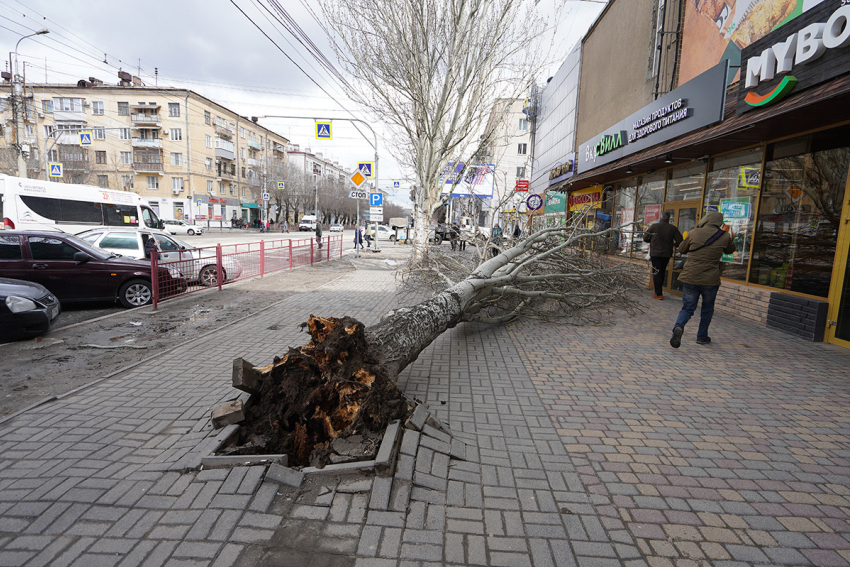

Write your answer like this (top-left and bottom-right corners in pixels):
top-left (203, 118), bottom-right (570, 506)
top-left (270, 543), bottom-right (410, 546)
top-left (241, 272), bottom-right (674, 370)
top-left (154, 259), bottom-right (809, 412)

top-left (561, 74), bottom-right (850, 192)
top-left (241, 203), bottom-right (260, 209)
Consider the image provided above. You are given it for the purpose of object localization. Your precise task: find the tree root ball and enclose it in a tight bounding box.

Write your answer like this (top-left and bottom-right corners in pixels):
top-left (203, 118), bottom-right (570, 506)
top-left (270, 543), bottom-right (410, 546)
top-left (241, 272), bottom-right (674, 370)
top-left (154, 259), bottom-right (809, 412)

top-left (229, 315), bottom-right (411, 467)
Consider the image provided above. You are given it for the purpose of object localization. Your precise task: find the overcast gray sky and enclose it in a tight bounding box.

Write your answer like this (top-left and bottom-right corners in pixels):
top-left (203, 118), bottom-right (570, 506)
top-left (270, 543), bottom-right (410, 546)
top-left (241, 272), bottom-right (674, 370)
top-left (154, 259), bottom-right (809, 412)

top-left (0, 0), bottom-right (605, 205)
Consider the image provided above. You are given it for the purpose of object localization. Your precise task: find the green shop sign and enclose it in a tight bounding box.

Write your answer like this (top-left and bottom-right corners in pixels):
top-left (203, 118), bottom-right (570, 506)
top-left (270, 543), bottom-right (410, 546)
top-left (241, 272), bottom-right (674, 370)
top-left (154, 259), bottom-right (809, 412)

top-left (544, 193), bottom-right (566, 214)
top-left (594, 131), bottom-right (625, 158)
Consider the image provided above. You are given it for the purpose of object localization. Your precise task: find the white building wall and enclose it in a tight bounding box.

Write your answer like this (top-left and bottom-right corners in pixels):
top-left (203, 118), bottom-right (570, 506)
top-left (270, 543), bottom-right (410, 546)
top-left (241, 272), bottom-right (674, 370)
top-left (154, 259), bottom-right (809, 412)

top-left (488, 99), bottom-right (532, 217)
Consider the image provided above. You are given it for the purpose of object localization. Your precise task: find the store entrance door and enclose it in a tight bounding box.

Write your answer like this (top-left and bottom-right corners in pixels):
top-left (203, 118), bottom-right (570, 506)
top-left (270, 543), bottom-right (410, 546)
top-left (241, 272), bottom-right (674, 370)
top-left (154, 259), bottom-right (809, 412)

top-left (826, 193), bottom-right (850, 348)
top-left (662, 200), bottom-right (700, 294)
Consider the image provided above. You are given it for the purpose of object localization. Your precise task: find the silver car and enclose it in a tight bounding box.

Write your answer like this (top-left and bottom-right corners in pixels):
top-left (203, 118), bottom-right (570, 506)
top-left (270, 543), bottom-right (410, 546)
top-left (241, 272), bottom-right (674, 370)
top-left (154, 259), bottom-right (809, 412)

top-left (77, 228), bottom-right (243, 286)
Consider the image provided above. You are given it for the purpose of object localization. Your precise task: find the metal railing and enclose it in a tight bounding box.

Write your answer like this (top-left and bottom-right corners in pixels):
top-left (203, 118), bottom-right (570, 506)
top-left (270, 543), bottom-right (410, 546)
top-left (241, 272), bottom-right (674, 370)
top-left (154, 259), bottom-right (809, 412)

top-left (150, 235), bottom-right (344, 308)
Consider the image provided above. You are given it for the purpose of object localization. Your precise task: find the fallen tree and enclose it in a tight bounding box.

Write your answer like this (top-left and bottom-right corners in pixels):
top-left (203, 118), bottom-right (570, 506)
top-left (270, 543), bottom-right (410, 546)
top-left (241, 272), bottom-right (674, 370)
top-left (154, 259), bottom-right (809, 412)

top-left (223, 221), bottom-right (641, 466)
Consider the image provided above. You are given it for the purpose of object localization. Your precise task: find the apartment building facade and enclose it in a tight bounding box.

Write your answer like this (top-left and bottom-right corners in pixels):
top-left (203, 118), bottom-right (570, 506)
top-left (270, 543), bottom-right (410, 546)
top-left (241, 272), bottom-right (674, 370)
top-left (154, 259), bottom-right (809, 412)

top-left (0, 83), bottom-right (288, 223)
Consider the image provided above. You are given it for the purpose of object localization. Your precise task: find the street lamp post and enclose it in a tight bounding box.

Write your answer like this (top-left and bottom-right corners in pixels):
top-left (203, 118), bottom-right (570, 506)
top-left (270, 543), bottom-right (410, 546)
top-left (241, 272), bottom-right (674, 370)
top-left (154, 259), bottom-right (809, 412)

top-left (10, 28), bottom-right (49, 178)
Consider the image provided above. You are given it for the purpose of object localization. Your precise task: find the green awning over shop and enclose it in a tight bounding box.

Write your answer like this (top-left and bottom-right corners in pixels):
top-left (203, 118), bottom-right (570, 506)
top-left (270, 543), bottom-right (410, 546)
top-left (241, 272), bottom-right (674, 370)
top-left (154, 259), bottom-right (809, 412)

top-left (242, 203), bottom-right (260, 209)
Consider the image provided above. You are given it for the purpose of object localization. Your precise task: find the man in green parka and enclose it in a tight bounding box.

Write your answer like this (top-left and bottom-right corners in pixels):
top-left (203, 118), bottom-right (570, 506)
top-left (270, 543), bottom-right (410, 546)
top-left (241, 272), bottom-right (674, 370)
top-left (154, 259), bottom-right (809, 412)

top-left (669, 211), bottom-right (737, 348)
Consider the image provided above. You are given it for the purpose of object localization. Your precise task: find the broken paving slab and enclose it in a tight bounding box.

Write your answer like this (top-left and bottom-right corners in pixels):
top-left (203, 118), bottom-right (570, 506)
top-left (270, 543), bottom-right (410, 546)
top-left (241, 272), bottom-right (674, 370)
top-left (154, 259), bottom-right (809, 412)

top-left (266, 463), bottom-right (305, 487)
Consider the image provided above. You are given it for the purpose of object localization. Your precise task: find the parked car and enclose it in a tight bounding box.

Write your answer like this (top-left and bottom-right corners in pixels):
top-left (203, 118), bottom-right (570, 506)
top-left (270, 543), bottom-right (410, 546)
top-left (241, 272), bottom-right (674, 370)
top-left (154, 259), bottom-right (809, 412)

top-left (0, 277), bottom-right (61, 343)
top-left (162, 219), bottom-right (205, 236)
top-left (0, 231), bottom-right (187, 308)
top-left (365, 225), bottom-right (394, 240)
top-left (77, 228), bottom-right (243, 286)
top-left (329, 224), bottom-right (344, 233)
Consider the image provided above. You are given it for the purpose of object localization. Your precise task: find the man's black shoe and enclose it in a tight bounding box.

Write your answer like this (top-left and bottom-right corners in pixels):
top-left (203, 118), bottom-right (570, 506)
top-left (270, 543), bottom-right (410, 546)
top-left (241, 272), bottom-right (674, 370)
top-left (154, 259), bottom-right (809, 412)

top-left (670, 326), bottom-right (683, 349)
top-left (696, 336), bottom-right (712, 345)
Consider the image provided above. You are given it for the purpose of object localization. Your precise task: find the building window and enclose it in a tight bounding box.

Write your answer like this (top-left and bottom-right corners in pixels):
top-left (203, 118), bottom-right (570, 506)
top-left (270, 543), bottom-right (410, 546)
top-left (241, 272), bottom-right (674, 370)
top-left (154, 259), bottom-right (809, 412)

top-left (240, 127), bottom-right (245, 138)
top-left (241, 166), bottom-right (246, 178)
top-left (518, 118), bottom-right (528, 130)
top-left (205, 135), bottom-right (212, 148)
top-left (121, 174), bottom-right (133, 190)
top-left (219, 182), bottom-right (226, 194)
top-left (241, 148), bottom-right (246, 160)
top-left (92, 101), bottom-right (104, 115)
top-left (170, 128), bottom-right (182, 141)
top-left (119, 128), bottom-right (131, 140)
top-left (231, 163), bottom-right (236, 175)
top-left (42, 100), bottom-right (53, 113)
top-left (97, 175), bottom-right (109, 188)
top-left (171, 153), bottom-right (183, 166)
top-left (96, 151), bottom-right (107, 164)
top-left (204, 111), bottom-right (210, 125)
top-left (230, 183), bottom-right (236, 195)
top-left (120, 151), bottom-right (132, 165)
top-left (118, 102), bottom-right (129, 116)
top-left (749, 126), bottom-right (850, 297)
top-left (205, 157), bottom-right (213, 171)
top-left (44, 125), bottom-right (55, 139)
top-left (24, 124), bottom-right (33, 138)
top-left (172, 177), bottom-right (184, 192)
top-left (229, 122), bottom-right (235, 133)
top-left (207, 180), bottom-right (213, 192)
top-left (168, 103), bottom-right (180, 117)
top-left (241, 187), bottom-right (246, 197)
top-left (517, 143), bottom-right (527, 155)
top-left (48, 149), bottom-right (58, 161)
top-left (92, 127), bottom-right (105, 140)
top-left (147, 176), bottom-right (159, 190)
top-left (53, 97), bottom-right (83, 112)
top-left (516, 166), bottom-right (525, 178)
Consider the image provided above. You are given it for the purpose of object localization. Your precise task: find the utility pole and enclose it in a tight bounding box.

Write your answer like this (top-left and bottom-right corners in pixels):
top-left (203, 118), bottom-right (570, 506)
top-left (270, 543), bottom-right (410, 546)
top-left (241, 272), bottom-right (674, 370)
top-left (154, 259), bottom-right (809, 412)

top-left (10, 29), bottom-right (49, 178)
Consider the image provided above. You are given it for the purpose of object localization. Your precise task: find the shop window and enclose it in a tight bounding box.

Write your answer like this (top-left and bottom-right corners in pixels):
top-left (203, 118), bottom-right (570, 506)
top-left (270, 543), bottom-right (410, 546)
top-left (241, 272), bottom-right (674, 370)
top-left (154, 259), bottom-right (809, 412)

top-left (665, 162), bottom-right (705, 202)
top-left (749, 126), bottom-right (850, 298)
top-left (635, 172), bottom-right (665, 254)
top-left (612, 180), bottom-right (637, 258)
top-left (703, 146), bottom-right (763, 282)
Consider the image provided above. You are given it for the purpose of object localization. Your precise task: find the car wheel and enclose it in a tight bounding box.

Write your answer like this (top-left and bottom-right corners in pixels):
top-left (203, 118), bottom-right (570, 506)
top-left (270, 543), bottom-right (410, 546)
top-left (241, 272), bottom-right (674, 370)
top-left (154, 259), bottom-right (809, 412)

top-left (199, 265), bottom-right (226, 286)
top-left (433, 235), bottom-right (443, 245)
top-left (390, 235), bottom-right (396, 241)
top-left (187, 229), bottom-right (195, 235)
top-left (118, 279), bottom-right (153, 308)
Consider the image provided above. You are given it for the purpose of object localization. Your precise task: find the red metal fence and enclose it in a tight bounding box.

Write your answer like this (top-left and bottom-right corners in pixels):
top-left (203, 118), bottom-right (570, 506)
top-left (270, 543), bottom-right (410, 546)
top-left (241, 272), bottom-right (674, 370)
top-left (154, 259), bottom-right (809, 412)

top-left (150, 235), bottom-right (344, 308)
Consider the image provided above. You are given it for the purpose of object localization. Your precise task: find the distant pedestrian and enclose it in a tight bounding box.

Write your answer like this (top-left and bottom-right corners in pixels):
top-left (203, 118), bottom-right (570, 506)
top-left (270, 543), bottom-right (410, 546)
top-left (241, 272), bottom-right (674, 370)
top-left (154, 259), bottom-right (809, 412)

top-left (354, 227), bottom-right (364, 249)
top-left (513, 224), bottom-right (521, 239)
top-left (643, 211), bottom-right (683, 300)
top-left (315, 222), bottom-right (323, 249)
top-left (491, 224), bottom-right (502, 258)
top-left (669, 211), bottom-right (736, 348)
top-left (283, 220), bottom-right (289, 233)
top-left (450, 223), bottom-right (460, 251)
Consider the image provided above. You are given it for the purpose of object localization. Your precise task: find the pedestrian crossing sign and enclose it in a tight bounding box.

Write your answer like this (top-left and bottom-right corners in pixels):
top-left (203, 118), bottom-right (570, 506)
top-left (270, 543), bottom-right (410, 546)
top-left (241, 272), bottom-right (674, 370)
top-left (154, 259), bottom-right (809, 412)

top-left (315, 121), bottom-right (332, 140)
top-left (277, 181), bottom-right (285, 190)
top-left (48, 163), bottom-right (62, 178)
top-left (79, 132), bottom-right (92, 147)
top-left (358, 162), bottom-right (374, 178)
top-left (393, 181), bottom-right (400, 189)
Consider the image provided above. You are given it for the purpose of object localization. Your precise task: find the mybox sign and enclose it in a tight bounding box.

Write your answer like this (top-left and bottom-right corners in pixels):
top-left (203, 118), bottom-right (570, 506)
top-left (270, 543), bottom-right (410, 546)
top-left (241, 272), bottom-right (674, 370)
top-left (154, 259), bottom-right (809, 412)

top-left (737, 3), bottom-right (850, 112)
top-left (577, 61), bottom-right (728, 173)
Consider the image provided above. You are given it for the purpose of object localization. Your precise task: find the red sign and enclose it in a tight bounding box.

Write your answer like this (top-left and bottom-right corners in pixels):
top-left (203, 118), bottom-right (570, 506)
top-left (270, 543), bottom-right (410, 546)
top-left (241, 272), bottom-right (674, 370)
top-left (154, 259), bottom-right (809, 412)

top-left (644, 204), bottom-right (661, 225)
top-left (568, 192), bottom-right (600, 208)
top-left (515, 180), bottom-right (529, 192)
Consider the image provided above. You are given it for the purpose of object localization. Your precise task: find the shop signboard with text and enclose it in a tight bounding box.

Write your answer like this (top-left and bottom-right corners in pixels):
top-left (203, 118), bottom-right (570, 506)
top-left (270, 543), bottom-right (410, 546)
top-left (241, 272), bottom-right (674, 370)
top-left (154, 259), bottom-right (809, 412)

top-left (576, 61), bottom-right (728, 174)
top-left (679, 0), bottom-right (830, 86)
top-left (736, 2), bottom-right (850, 112)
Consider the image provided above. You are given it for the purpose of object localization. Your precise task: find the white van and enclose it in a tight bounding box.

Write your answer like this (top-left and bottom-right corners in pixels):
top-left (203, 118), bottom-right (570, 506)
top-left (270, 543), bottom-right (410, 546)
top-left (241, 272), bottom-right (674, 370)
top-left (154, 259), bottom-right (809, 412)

top-left (0, 174), bottom-right (162, 234)
top-left (299, 215), bottom-right (317, 231)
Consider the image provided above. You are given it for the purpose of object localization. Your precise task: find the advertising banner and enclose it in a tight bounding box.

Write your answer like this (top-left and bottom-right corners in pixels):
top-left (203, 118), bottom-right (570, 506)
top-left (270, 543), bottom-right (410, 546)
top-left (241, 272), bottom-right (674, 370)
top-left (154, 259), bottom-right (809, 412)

top-left (439, 163), bottom-right (495, 199)
top-left (679, 0), bottom-right (829, 85)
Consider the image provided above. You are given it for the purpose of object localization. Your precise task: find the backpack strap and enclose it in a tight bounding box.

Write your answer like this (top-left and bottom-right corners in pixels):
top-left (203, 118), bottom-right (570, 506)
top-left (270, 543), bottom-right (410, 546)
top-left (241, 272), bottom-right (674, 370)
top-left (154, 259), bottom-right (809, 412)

top-left (687, 228), bottom-right (725, 253)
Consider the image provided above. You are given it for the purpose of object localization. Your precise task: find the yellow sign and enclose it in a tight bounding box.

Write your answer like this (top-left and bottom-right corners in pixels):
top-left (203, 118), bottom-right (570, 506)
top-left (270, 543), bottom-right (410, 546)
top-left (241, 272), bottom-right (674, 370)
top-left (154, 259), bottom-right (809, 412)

top-left (568, 186), bottom-right (602, 212)
top-left (350, 169), bottom-right (367, 187)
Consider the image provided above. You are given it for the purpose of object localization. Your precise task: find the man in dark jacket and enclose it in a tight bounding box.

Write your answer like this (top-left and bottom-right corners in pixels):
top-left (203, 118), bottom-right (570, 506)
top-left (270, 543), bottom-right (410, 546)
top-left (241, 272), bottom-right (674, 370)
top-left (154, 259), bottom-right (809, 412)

top-left (669, 211), bottom-right (736, 348)
top-left (643, 211), bottom-right (683, 300)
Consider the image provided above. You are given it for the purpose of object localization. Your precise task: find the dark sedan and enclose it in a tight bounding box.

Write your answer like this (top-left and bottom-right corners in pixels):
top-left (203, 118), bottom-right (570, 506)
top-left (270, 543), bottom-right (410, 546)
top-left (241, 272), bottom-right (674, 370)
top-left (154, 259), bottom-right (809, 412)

top-left (0, 231), bottom-right (187, 308)
top-left (0, 277), bottom-right (61, 343)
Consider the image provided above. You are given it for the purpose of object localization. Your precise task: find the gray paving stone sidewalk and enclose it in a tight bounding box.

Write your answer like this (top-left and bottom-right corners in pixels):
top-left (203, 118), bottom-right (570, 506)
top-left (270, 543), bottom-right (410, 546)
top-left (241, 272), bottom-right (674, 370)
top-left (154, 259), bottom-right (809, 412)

top-left (2, 248), bottom-right (849, 567)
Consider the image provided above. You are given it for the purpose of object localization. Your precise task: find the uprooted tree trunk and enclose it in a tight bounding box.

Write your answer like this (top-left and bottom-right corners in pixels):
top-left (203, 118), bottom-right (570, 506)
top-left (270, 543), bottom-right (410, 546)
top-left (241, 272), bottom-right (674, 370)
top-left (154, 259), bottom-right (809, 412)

top-left (227, 220), bottom-right (640, 466)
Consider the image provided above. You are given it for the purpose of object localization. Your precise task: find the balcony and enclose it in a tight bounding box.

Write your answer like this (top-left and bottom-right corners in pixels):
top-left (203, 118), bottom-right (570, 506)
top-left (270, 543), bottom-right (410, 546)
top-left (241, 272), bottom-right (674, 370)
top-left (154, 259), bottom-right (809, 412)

top-left (54, 110), bottom-right (87, 123)
top-left (217, 169), bottom-right (236, 181)
top-left (247, 140), bottom-right (262, 151)
top-left (131, 138), bottom-right (162, 148)
top-left (214, 124), bottom-right (232, 140)
top-left (131, 113), bottom-right (161, 125)
top-left (133, 162), bottom-right (163, 173)
top-left (215, 147), bottom-right (234, 161)
top-left (247, 158), bottom-right (262, 168)
top-left (273, 143), bottom-right (285, 154)
top-left (248, 177), bottom-right (260, 187)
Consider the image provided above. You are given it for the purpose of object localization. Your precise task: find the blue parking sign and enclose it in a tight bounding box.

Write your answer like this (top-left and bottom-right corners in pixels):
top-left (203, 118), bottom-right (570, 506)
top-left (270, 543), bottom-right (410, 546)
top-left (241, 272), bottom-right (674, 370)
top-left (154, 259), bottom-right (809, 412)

top-left (370, 193), bottom-right (383, 207)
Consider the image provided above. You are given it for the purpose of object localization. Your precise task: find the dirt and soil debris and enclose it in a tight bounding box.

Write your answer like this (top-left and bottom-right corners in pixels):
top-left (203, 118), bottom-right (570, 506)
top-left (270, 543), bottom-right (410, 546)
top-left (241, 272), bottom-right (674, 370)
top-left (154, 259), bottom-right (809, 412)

top-left (221, 315), bottom-right (410, 468)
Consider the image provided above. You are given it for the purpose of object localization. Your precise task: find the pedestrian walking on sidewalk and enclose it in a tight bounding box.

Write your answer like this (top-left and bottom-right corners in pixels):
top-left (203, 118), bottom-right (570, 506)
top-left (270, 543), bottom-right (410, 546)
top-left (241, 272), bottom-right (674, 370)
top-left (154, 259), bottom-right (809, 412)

top-left (669, 211), bottom-right (736, 348)
top-left (353, 227), bottom-right (363, 249)
top-left (315, 222), bottom-right (323, 249)
top-left (643, 211), bottom-right (683, 300)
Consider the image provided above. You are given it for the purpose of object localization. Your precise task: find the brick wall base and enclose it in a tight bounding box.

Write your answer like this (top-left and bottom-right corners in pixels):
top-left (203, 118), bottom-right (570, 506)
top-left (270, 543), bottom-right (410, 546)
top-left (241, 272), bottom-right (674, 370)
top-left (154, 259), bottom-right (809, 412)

top-left (715, 280), bottom-right (772, 327)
